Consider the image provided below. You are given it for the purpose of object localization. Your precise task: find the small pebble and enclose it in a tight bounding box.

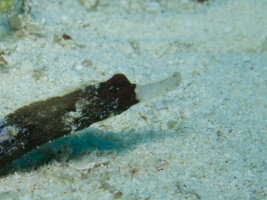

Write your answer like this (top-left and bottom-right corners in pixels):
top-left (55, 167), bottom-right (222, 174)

top-left (82, 59), bottom-right (93, 67)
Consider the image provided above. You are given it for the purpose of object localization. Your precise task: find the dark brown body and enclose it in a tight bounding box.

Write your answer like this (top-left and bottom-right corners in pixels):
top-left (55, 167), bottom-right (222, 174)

top-left (0, 74), bottom-right (138, 171)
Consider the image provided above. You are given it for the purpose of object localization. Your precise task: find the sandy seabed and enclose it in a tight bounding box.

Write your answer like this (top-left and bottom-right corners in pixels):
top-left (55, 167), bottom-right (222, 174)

top-left (0, 0), bottom-right (266, 199)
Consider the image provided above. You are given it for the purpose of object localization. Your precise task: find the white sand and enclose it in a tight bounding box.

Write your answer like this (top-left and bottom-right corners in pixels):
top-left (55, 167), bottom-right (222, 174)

top-left (0, 0), bottom-right (266, 199)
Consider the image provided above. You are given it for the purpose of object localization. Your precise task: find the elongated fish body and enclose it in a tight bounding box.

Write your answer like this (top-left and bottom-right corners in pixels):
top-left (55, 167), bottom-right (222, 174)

top-left (0, 72), bottom-right (182, 171)
top-left (0, 74), bottom-right (138, 171)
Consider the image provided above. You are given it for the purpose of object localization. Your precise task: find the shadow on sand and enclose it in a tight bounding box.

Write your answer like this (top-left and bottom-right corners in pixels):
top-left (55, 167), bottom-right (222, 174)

top-left (0, 126), bottom-right (183, 176)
